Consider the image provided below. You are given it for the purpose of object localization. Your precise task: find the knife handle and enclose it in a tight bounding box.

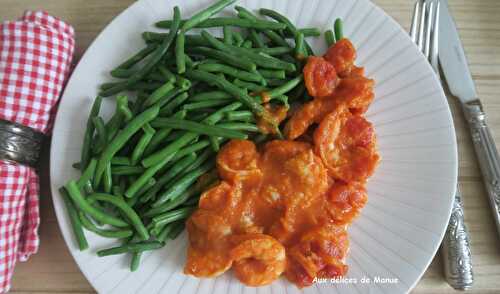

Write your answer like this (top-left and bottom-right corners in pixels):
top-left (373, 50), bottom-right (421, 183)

top-left (463, 100), bottom-right (500, 236)
top-left (442, 185), bottom-right (473, 290)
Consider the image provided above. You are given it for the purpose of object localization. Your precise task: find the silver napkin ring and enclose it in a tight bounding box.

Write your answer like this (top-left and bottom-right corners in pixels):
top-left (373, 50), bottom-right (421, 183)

top-left (0, 119), bottom-right (44, 168)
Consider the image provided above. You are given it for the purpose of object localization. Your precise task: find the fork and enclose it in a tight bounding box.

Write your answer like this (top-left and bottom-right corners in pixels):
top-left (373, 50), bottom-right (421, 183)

top-left (410, 0), bottom-right (473, 290)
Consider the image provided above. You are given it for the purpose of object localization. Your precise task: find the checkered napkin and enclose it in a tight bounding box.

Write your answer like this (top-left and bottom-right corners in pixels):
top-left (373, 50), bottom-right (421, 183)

top-left (0, 11), bottom-right (74, 292)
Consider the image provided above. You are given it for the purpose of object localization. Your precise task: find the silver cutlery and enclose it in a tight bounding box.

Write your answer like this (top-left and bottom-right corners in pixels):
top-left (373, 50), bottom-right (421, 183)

top-left (439, 0), bottom-right (500, 238)
top-left (410, 0), bottom-right (473, 290)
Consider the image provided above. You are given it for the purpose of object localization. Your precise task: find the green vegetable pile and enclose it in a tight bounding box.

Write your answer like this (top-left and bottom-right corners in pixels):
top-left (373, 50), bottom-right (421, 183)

top-left (61, 0), bottom-right (344, 272)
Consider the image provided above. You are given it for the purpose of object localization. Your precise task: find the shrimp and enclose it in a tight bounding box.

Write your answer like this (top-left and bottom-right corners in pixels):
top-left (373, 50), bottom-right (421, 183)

top-left (286, 224), bottom-right (349, 288)
top-left (217, 140), bottom-right (262, 183)
top-left (229, 233), bottom-right (286, 286)
top-left (314, 104), bottom-right (379, 182)
top-left (184, 210), bottom-right (233, 278)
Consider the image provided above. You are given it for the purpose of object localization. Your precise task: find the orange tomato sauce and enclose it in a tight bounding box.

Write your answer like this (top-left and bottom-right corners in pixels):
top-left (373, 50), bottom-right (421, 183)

top-left (184, 38), bottom-right (379, 288)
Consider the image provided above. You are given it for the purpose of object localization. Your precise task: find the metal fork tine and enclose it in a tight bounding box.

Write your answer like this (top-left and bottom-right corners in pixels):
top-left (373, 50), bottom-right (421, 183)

top-left (424, 1), bottom-right (434, 59)
top-left (417, 1), bottom-right (427, 51)
top-left (410, 0), bottom-right (422, 42)
top-left (431, 0), bottom-right (441, 76)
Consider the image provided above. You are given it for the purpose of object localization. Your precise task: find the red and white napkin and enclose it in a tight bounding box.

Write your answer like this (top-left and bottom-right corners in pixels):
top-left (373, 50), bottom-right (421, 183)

top-left (0, 11), bottom-right (74, 292)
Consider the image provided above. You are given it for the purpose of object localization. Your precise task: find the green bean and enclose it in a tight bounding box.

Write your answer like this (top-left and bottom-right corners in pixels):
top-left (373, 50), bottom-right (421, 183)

top-left (110, 68), bottom-right (136, 79)
top-left (176, 0), bottom-right (235, 74)
top-left (156, 17), bottom-right (286, 30)
top-left (114, 44), bottom-right (158, 70)
top-left (60, 187), bottom-right (88, 250)
top-left (266, 78), bottom-right (287, 87)
top-left (334, 18), bottom-right (344, 41)
top-left (295, 28), bottom-right (322, 37)
top-left (142, 102), bottom-right (242, 168)
top-left (153, 160), bottom-right (214, 206)
top-left (178, 112), bottom-right (209, 121)
top-left (147, 71), bottom-right (167, 82)
top-left (117, 95), bottom-right (133, 122)
top-left (232, 30), bottom-right (244, 47)
top-left (259, 8), bottom-right (297, 37)
top-left (259, 8), bottom-right (314, 55)
top-left (249, 29), bottom-right (266, 48)
top-left (127, 6), bottom-right (181, 87)
top-left (234, 6), bottom-right (289, 47)
top-left (325, 29), bottom-right (335, 46)
top-left (79, 212), bottom-right (133, 239)
top-left (91, 116), bottom-right (107, 154)
top-left (197, 62), bottom-right (264, 83)
top-left (151, 118), bottom-right (247, 139)
top-left (184, 0), bottom-right (238, 30)
top-left (188, 47), bottom-right (256, 72)
top-left (99, 81), bottom-right (130, 97)
top-left (250, 47), bottom-right (292, 56)
top-left (224, 110), bottom-right (254, 122)
top-left (133, 82), bottom-right (164, 91)
top-left (217, 122), bottom-right (259, 132)
top-left (242, 40), bottom-right (253, 48)
top-left (182, 148), bottom-right (214, 174)
top-left (159, 92), bottom-right (190, 116)
top-left (223, 26), bottom-right (232, 45)
top-left (131, 123), bottom-right (156, 165)
top-left (255, 75), bottom-right (303, 103)
top-left (294, 32), bottom-right (306, 59)
top-left (80, 96), bottom-right (101, 170)
top-left (127, 178), bottom-right (156, 207)
top-left (172, 76), bottom-right (190, 90)
top-left (189, 91), bottom-right (232, 102)
top-left (145, 180), bottom-right (202, 217)
top-left (143, 81), bottom-right (175, 107)
top-left (200, 32), bottom-right (296, 71)
top-left (152, 207), bottom-right (196, 228)
top-left (97, 241), bottom-right (163, 257)
top-left (182, 100), bottom-right (231, 111)
top-left (157, 223), bottom-right (174, 243)
top-left (111, 156), bottom-right (131, 166)
top-left (77, 158), bottom-right (97, 191)
top-left (111, 166), bottom-right (145, 175)
top-left (158, 65), bottom-right (176, 84)
top-left (185, 70), bottom-right (268, 120)
top-left (171, 141), bottom-right (211, 161)
top-left (154, 87), bottom-right (189, 110)
top-left (105, 113), bottom-right (123, 142)
top-left (141, 153), bottom-right (197, 204)
top-left (209, 136), bottom-right (220, 152)
top-left (233, 79), bottom-right (268, 92)
top-left (130, 252), bottom-right (142, 272)
top-left (88, 193), bottom-right (149, 240)
top-left (125, 151), bottom-right (176, 199)
top-left (103, 163), bottom-right (112, 193)
top-left (95, 105), bottom-right (160, 186)
top-left (167, 222), bottom-right (185, 239)
top-left (144, 110), bottom-right (186, 156)
top-left (175, 31), bottom-right (186, 74)
top-left (258, 69), bottom-right (286, 79)
top-left (65, 181), bottom-right (128, 227)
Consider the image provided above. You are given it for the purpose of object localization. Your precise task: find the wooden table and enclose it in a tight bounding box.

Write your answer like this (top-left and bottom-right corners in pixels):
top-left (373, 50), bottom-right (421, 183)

top-left (1, 0), bottom-right (499, 293)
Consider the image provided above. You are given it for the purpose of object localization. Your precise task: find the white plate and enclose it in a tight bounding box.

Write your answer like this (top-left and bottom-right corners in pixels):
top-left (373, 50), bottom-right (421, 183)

top-left (50, 0), bottom-right (457, 293)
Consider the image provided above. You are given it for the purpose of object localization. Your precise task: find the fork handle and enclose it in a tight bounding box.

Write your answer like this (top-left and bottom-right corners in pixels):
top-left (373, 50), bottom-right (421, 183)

top-left (442, 185), bottom-right (473, 290)
top-left (463, 99), bottom-right (500, 236)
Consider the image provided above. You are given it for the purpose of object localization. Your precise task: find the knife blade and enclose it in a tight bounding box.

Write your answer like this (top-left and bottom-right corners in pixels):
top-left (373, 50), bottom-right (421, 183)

top-left (438, 0), bottom-right (477, 103)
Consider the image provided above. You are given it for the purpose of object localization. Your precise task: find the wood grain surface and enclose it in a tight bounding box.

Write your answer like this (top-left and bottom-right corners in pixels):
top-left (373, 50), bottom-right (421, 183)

top-left (1, 0), bottom-right (499, 293)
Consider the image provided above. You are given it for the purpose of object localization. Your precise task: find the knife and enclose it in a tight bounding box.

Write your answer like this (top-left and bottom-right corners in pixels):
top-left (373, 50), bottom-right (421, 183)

top-left (440, 0), bottom-right (500, 242)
